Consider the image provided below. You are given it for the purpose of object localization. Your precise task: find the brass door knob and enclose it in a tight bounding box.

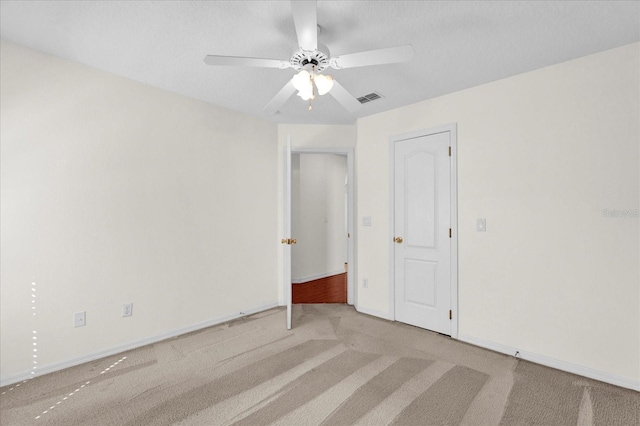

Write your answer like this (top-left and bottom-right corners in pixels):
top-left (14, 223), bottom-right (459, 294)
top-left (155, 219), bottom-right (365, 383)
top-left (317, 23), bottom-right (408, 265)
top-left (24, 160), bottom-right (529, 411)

top-left (291, 239), bottom-right (297, 245)
top-left (394, 237), bottom-right (403, 243)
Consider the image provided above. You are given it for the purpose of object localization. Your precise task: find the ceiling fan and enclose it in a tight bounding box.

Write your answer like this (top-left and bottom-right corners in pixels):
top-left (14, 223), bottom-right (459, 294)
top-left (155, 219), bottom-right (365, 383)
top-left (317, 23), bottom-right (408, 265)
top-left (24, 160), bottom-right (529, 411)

top-left (203, 0), bottom-right (414, 114)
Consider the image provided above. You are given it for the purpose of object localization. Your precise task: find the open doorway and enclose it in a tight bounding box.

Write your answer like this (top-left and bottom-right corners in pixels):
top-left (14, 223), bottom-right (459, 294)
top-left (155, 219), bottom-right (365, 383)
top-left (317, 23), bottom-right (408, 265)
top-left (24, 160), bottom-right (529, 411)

top-left (291, 149), bottom-right (354, 304)
top-left (291, 153), bottom-right (348, 303)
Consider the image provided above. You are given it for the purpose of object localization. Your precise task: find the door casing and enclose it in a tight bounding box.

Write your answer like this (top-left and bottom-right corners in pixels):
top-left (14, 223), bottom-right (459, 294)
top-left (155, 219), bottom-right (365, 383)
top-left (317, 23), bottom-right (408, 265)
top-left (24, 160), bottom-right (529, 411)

top-left (388, 124), bottom-right (459, 339)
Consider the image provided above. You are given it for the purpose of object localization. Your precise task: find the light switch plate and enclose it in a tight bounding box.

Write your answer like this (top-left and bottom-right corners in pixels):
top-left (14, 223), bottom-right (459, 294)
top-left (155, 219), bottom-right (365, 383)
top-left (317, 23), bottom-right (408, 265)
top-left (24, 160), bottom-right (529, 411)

top-left (74, 311), bottom-right (86, 328)
top-left (477, 218), bottom-right (486, 232)
top-left (363, 216), bottom-right (372, 226)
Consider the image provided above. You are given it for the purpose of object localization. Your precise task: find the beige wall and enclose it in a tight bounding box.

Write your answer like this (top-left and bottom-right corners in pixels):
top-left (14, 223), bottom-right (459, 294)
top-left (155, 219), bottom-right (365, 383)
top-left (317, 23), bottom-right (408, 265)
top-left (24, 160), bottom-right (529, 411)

top-left (0, 41), bottom-right (279, 382)
top-left (356, 43), bottom-right (639, 385)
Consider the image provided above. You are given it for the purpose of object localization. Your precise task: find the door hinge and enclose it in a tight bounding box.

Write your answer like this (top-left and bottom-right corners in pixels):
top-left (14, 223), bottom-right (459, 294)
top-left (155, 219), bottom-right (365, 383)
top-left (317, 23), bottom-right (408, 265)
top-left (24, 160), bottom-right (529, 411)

top-left (449, 228), bottom-right (452, 238)
top-left (448, 146), bottom-right (451, 156)
top-left (449, 310), bottom-right (452, 320)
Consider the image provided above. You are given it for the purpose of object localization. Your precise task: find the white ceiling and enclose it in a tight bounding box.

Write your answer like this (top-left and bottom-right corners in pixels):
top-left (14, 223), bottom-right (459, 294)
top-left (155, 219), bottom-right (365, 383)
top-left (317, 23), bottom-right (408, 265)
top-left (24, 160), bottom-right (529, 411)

top-left (1, 1), bottom-right (638, 125)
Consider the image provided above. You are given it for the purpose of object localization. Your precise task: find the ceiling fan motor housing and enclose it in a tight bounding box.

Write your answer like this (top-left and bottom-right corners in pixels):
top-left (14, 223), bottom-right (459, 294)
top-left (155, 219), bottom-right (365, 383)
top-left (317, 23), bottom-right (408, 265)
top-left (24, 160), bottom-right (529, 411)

top-left (290, 43), bottom-right (330, 72)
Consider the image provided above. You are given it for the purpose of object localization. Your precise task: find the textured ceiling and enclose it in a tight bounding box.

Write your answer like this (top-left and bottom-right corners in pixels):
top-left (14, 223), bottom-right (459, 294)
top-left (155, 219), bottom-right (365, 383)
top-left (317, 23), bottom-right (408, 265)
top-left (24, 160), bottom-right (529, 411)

top-left (1, 1), bottom-right (639, 125)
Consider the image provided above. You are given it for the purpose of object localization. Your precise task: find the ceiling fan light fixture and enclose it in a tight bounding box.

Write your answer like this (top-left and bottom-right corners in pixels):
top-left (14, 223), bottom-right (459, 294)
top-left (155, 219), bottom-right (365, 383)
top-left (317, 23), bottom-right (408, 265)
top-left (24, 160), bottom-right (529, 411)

top-left (292, 70), bottom-right (312, 92)
top-left (297, 88), bottom-right (314, 100)
top-left (314, 73), bottom-right (334, 95)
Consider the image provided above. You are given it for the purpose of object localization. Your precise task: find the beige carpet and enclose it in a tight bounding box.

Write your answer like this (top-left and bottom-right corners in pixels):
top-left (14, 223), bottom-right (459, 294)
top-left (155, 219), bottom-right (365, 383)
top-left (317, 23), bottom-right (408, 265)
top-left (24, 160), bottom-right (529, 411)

top-left (1, 304), bottom-right (638, 425)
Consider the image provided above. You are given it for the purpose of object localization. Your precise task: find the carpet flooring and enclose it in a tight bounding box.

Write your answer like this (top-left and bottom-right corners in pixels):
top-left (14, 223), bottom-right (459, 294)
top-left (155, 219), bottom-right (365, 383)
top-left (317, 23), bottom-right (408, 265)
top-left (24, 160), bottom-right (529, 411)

top-left (1, 304), bottom-right (638, 425)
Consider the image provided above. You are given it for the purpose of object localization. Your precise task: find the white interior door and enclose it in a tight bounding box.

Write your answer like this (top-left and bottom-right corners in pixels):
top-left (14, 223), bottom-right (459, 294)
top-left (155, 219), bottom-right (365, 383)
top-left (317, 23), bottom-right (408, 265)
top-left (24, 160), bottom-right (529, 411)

top-left (284, 137), bottom-right (292, 329)
top-left (394, 131), bottom-right (452, 335)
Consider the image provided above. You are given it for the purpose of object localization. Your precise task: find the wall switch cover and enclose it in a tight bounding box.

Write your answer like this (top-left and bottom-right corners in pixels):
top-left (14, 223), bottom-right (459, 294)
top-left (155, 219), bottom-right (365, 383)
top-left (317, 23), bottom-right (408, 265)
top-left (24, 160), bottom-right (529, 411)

top-left (74, 311), bottom-right (86, 328)
top-left (363, 216), bottom-right (372, 226)
top-left (477, 218), bottom-right (487, 232)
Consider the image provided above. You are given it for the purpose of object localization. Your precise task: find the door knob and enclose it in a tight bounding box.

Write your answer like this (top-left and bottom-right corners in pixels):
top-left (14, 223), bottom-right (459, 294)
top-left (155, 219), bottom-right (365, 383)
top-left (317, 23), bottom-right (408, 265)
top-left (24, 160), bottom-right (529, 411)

top-left (394, 237), bottom-right (403, 243)
top-left (291, 239), bottom-right (297, 245)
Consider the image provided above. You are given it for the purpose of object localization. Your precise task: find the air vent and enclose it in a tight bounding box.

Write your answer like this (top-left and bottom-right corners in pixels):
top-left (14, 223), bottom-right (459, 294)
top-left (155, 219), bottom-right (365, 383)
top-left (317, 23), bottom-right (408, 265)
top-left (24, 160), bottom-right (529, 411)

top-left (357, 92), bottom-right (383, 104)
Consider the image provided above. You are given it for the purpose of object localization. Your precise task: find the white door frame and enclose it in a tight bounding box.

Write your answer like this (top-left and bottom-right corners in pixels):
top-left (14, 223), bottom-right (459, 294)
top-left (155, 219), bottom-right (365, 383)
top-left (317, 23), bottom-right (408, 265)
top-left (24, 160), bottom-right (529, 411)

top-left (284, 138), bottom-right (292, 329)
top-left (388, 123), bottom-right (458, 338)
top-left (288, 147), bottom-right (356, 306)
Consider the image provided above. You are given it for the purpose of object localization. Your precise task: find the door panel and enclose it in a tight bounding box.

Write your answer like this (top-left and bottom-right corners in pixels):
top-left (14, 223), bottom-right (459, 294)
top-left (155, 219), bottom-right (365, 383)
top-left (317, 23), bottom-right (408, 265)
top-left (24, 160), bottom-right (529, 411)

top-left (406, 151), bottom-right (436, 248)
top-left (394, 131), bottom-right (451, 334)
top-left (404, 259), bottom-right (436, 307)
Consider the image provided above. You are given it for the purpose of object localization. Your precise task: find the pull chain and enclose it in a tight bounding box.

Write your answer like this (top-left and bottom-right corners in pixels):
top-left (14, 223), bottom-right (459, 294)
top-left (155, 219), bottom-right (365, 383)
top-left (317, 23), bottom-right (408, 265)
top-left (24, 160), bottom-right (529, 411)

top-left (308, 65), bottom-right (316, 111)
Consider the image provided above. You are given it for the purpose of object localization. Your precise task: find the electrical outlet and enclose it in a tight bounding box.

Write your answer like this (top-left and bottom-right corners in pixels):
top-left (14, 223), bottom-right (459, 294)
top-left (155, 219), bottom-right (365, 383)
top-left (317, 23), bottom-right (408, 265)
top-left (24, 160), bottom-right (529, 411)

top-left (363, 278), bottom-right (369, 288)
top-left (122, 303), bottom-right (133, 317)
top-left (74, 311), bottom-right (86, 328)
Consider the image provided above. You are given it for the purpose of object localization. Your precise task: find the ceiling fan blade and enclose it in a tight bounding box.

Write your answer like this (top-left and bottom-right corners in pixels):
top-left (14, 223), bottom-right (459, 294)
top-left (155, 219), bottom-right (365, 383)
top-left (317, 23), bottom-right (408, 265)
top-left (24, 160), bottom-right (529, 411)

top-left (330, 45), bottom-right (415, 69)
top-left (328, 79), bottom-right (361, 114)
top-left (204, 55), bottom-right (290, 69)
top-left (291, 0), bottom-right (317, 51)
top-left (264, 79), bottom-right (297, 114)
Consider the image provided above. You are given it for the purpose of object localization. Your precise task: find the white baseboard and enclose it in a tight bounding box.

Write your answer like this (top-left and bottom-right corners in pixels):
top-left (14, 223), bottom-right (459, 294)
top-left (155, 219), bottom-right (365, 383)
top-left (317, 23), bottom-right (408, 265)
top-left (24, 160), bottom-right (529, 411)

top-left (458, 333), bottom-right (640, 392)
top-left (355, 304), bottom-right (393, 321)
top-left (291, 270), bottom-right (345, 284)
top-left (0, 302), bottom-right (279, 388)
